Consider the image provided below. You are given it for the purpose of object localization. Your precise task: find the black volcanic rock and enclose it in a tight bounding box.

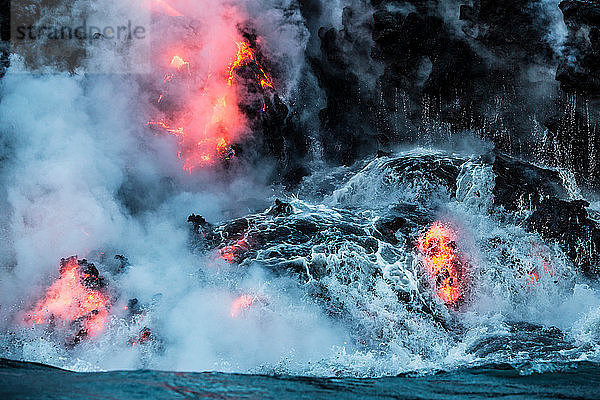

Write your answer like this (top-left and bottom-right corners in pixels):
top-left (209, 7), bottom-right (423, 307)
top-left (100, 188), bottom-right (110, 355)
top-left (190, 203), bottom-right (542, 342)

top-left (267, 199), bottom-right (294, 217)
top-left (526, 197), bottom-right (600, 276)
top-left (290, 0), bottom-right (600, 191)
top-left (492, 151), bottom-right (569, 211)
top-left (73, 258), bottom-right (105, 290)
top-left (557, 1), bottom-right (600, 95)
top-left (372, 4), bottom-right (484, 110)
top-left (462, 0), bottom-right (555, 62)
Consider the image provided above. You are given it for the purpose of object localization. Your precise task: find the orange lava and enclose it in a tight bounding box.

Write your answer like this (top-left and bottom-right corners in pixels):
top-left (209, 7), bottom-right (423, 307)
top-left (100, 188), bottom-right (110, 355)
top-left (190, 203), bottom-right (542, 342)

top-left (129, 327), bottom-right (152, 347)
top-left (259, 69), bottom-right (274, 89)
top-left (417, 222), bottom-right (463, 305)
top-left (27, 257), bottom-right (110, 339)
top-left (228, 42), bottom-right (256, 86)
top-left (150, 39), bottom-right (274, 171)
top-left (227, 42), bottom-right (275, 90)
top-left (170, 55), bottom-right (189, 70)
top-left (528, 241), bottom-right (555, 285)
top-left (230, 295), bottom-right (254, 318)
top-left (219, 238), bottom-right (249, 263)
top-left (148, 120), bottom-right (184, 136)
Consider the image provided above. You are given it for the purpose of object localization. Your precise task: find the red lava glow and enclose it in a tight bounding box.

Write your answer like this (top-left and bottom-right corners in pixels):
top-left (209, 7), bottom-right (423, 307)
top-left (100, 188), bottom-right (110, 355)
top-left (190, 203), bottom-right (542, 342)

top-left (149, 0), bottom-right (184, 16)
top-left (143, 0), bottom-right (277, 173)
top-left (417, 222), bottom-right (464, 305)
top-left (170, 55), bottom-right (189, 70)
top-left (529, 268), bottom-right (540, 284)
top-left (228, 42), bottom-right (256, 86)
top-left (230, 295), bottom-right (254, 318)
top-left (150, 41), bottom-right (275, 172)
top-left (27, 257), bottom-right (110, 339)
top-left (527, 241), bottom-right (555, 285)
top-left (149, 47), bottom-right (253, 172)
top-left (129, 327), bottom-right (152, 347)
top-left (219, 238), bottom-right (249, 263)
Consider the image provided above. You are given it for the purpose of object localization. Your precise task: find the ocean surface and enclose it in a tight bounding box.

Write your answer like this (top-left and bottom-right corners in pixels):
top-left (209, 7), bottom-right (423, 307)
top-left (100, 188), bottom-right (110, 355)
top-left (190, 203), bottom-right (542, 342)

top-left (2, 358), bottom-right (599, 399)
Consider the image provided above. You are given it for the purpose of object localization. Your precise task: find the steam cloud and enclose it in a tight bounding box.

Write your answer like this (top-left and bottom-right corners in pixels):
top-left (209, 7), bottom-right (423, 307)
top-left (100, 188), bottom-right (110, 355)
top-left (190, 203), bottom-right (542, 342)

top-left (1, 0), bottom-right (600, 376)
top-left (0, 0), bottom-right (346, 372)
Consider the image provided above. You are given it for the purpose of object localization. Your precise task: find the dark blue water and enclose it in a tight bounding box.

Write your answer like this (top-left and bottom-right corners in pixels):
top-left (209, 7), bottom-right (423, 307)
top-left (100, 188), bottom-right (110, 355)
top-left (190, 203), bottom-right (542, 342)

top-left (1, 358), bottom-right (599, 399)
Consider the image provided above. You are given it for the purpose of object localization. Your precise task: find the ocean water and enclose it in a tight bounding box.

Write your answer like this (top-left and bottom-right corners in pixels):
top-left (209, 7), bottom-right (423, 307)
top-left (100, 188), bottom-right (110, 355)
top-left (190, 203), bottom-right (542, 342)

top-left (2, 358), bottom-right (599, 399)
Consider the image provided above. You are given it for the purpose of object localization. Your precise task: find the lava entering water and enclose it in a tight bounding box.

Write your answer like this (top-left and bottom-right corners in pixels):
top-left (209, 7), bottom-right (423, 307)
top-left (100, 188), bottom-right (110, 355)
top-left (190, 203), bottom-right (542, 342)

top-left (417, 222), bottom-right (464, 305)
top-left (219, 237), bottom-right (250, 263)
top-left (26, 257), bottom-right (110, 342)
top-left (149, 39), bottom-right (275, 172)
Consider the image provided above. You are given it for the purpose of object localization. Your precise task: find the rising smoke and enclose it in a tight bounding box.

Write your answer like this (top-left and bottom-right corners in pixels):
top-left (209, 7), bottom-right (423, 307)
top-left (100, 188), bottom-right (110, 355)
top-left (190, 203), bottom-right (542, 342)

top-left (1, 0), bottom-right (600, 376)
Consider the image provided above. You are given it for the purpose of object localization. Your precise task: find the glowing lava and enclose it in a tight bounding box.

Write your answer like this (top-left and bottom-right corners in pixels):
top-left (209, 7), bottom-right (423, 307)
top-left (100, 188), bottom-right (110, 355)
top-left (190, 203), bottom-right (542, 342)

top-left (528, 241), bottom-right (555, 285)
top-left (150, 39), bottom-right (274, 172)
top-left (128, 327), bottom-right (153, 347)
top-left (227, 41), bottom-right (275, 90)
top-left (417, 222), bottom-right (464, 305)
top-left (170, 55), bottom-right (189, 70)
top-left (219, 238), bottom-right (249, 263)
top-left (230, 295), bottom-right (254, 318)
top-left (228, 42), bottom-right (256, 86)
top-left (27, 257), bottom-right (110, 341)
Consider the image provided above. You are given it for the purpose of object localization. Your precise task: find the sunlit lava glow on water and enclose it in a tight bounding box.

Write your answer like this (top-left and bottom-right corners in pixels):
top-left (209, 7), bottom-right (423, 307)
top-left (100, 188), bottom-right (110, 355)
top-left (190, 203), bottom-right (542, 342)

top-left (417, 222), bottom-right (463, 305)
top-left (27, 257), bottom-right (110, 340)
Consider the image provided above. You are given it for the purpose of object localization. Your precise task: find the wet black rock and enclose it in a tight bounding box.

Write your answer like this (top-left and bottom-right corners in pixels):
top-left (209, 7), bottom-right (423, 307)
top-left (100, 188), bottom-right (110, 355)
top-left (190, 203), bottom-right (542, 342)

top-left (292, 0), bottom-right (600, 191)
top-left (461, 0), bottom-right (555, 63)
top-left (491, 151), bottom-right (569, 211)
top-left (188, 214), bottom-right (211, 235)
top-left (557, 0), bottom-right (600, 95)
top-left (72, 258), bottom-right (105, 290)
top-left (526, 197), bottom-right (600, 276)
top-left (126, 298), bottom-right (143, 317)
top-left (114, 255), bottom-right (130, 273)
top-left (267, 199), bottom-right (294, 217)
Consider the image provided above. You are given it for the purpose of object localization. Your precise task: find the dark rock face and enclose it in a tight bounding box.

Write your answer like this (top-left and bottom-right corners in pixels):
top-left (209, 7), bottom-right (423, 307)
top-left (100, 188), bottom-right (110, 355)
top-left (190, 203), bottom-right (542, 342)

top-left (293, 0), bottom-right (600, 189)
top-left (557, 0), bottom-right (600, 95)
top-left (75, 258), bottom-right (106, 290)
top-left (526, 198), bottom-right (600, 276)
top-left (191, 151), bottom-right (600, 285)
top-left (461, 0), bottom-right (555, 63)
top-left (372, 2), bottom-right (484, 102)
top-left (229, 34), bottom-right (311, 189)
top-left (267, 199), bottom-right (294, 217)
top-left (311, 23), bottom-right (379, 165)
top-left (491, 152), bottom-right (569, 211)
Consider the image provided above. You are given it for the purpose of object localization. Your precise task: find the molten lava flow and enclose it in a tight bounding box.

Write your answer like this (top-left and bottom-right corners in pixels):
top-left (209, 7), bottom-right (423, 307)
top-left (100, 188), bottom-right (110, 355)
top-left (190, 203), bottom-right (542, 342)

top-left (219, 238), bottom-right (249, 263)
top-left (230, 295), bottom-right (254, 318)
top-left (170, 55), bottom-right (189, 71)
top-left (227, 42), bottom-right (275, 90)
top-left (259, 69), bottom-right (274, 89)
top-left (417, 222), bottom-right (463, 305)
top-left (228, 42), bottom-right (256, 86)
top-left (27, 257), bottom-right (110, 340)
top-left (147, 120), bottom-right (184, 137)
top-left (150, 39), bottom-right (274, 172)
